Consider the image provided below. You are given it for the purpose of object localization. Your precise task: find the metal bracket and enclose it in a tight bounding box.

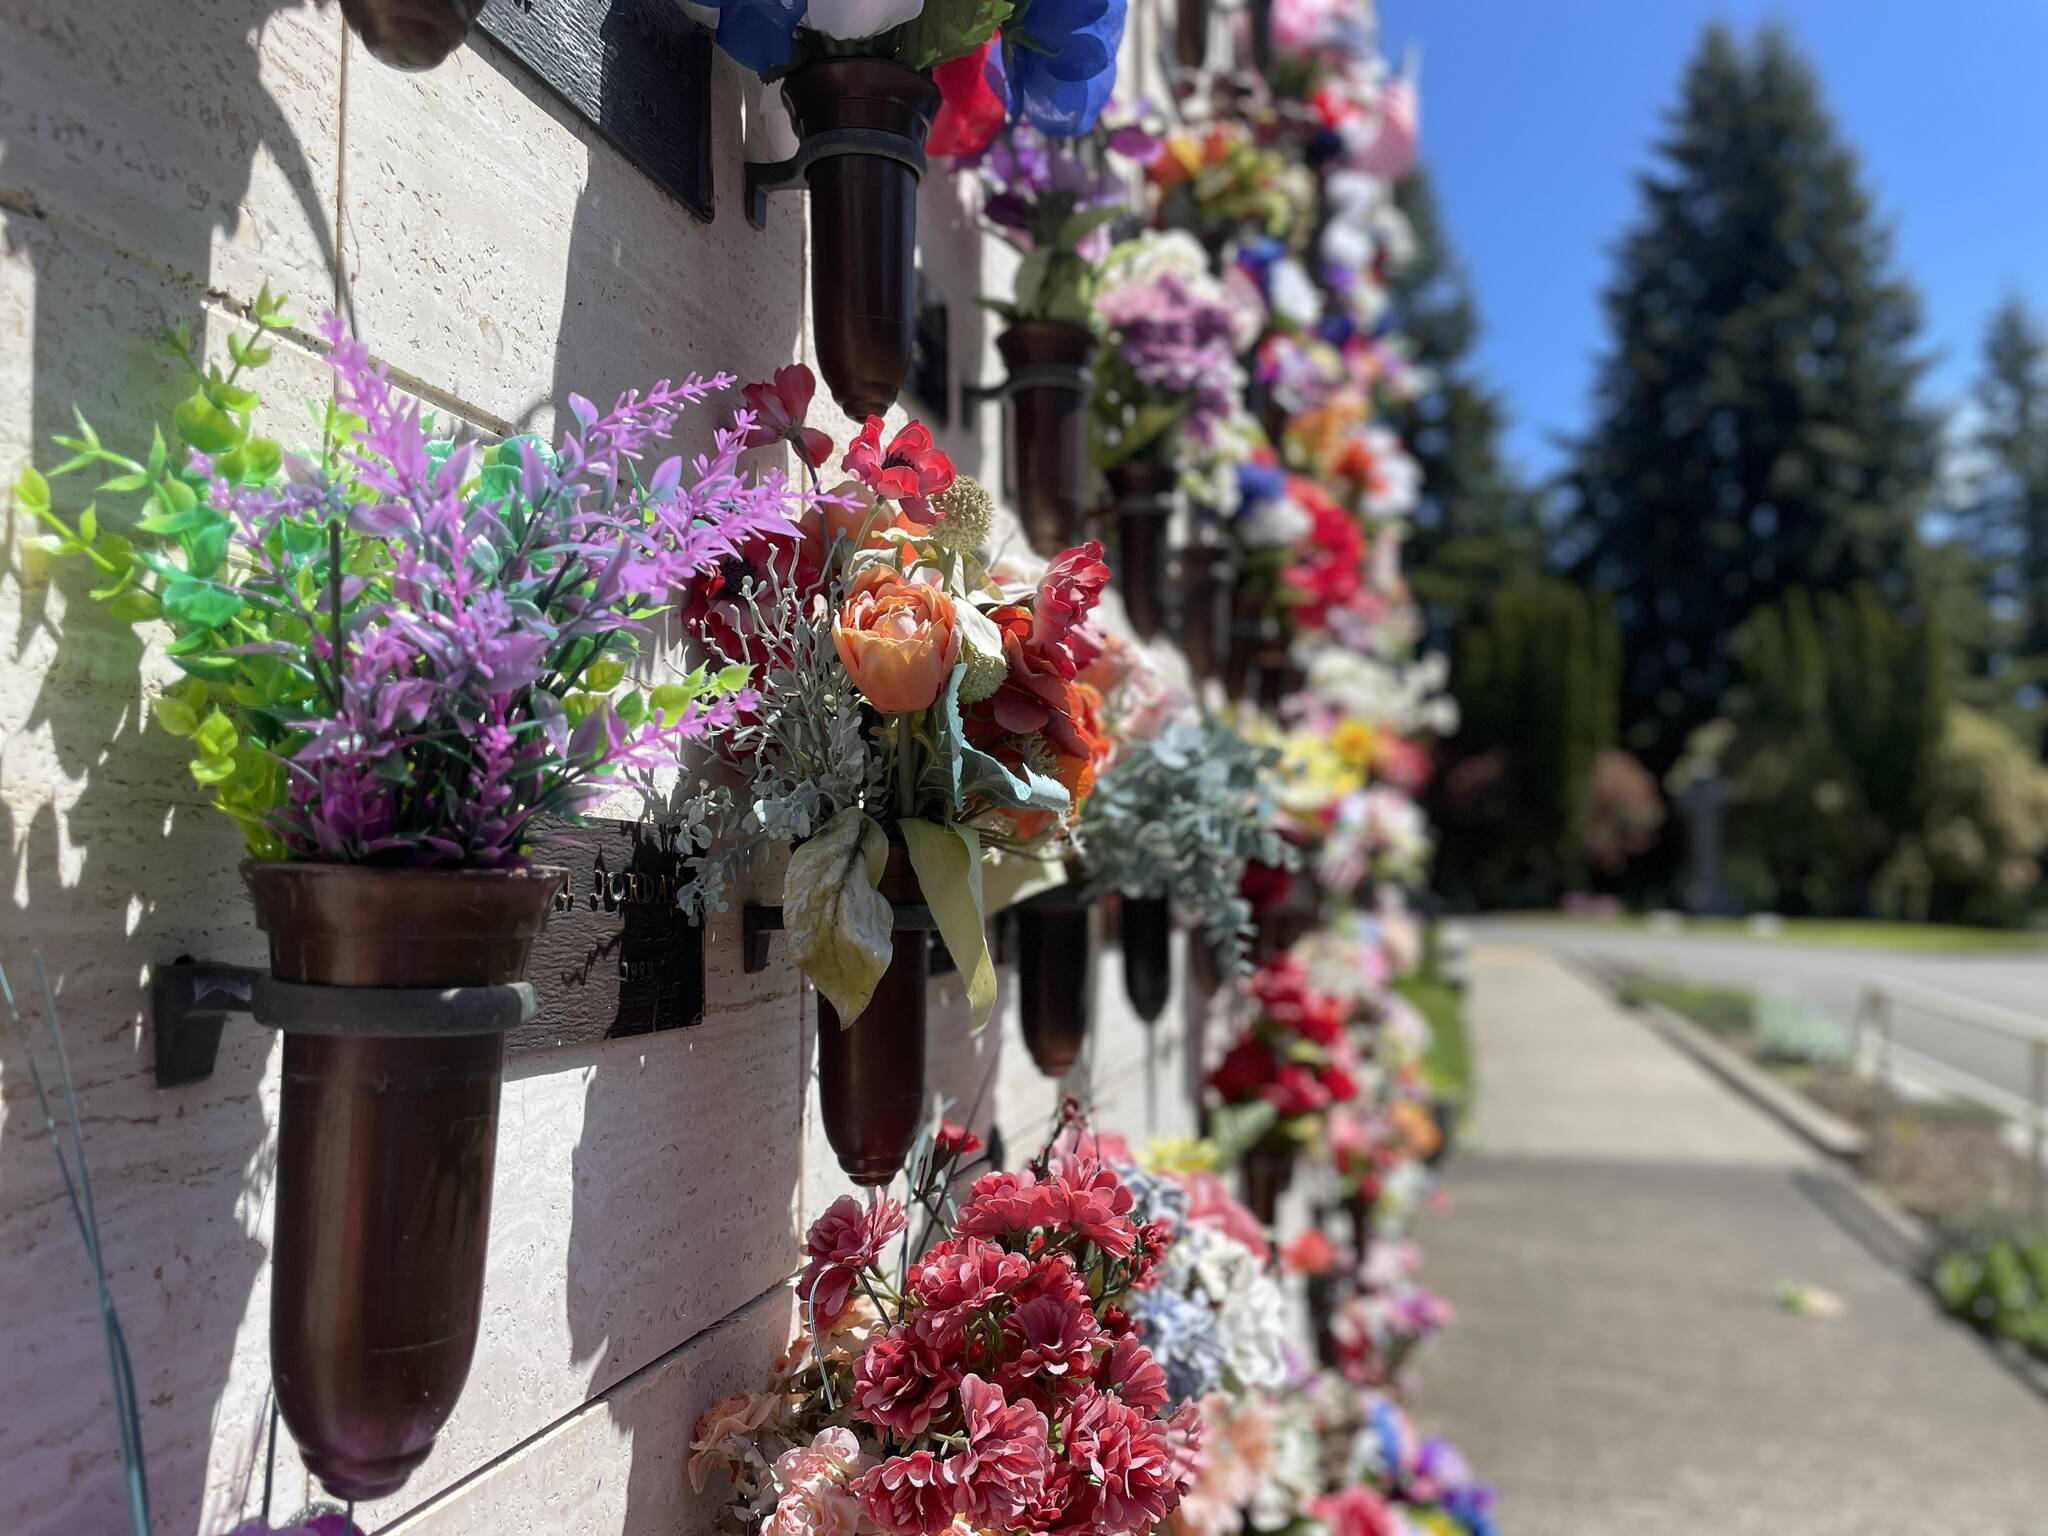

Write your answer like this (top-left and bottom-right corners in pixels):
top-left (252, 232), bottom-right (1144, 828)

top-left (742, 902), bottom-right (942, 974)
top-left (151, 957), bottom-right (539, 1087)
top-left (745, 127), bottom-right (928, 231)
top-left (962, 363), bottom-right (1095, 419)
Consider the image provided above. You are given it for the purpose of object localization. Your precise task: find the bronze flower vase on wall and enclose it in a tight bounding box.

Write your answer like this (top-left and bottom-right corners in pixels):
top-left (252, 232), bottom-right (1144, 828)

top-left (1179, 538), bottom-right (1238, 683)
top-left (339, 0), bottom-right (486, 70)
top-left (1119, 893), bottom-right (1173, 1025)
top-left (1347, 1184), bottom-right (1380, 1269)
top-left (1101, 462), bottom-right (1177, 640)
top-left (1239, 1133), bottom-right (1296, 1228)
top-left (760, 59), bottom-right (942, 419)
top-left (816, 840), bottom-right (931, 1186)
top-left (1016, 870), bottom-right (1095, 1078)
top-left (999, 320), bottom-right (1098, 556)
top-left (1175, 0), bottom-right (1211, 69)
top-left (245, 860), bottom-right (561, 1503)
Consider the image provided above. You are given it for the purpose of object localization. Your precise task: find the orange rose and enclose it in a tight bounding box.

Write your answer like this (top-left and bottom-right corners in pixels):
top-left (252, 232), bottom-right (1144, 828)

top-left (833, 564), bottom-right (962, 714)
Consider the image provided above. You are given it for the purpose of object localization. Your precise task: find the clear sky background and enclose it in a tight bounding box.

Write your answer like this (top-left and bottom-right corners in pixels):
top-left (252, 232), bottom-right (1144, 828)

top-left (1376, 0), bottom-right (2048, 483)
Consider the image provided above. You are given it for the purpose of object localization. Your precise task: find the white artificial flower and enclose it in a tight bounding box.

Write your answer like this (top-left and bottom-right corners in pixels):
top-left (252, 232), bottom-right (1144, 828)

top-left (804, 0), bottom-right (924, 39)
top-left (1239, 491), bottom-right (1313, 549)
top-left (1268, 257), bottom-right (1325, 330)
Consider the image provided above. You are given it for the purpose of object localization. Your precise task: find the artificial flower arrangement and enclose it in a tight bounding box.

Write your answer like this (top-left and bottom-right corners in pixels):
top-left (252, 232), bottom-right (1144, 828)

top-left (679, 366), bottom-right (1122, 1176)
top-left (15, 295), bottom-right (806, 1502)
top-left (1309, 1374), bottom-right (1499, 1536)
top-left (1206, 950), bottom-right (1365, 1222)
top-left (1145, 121), bottom-right (1317, 253)
top-left (1089, 230), bottom-right (1263, 513)
top-left (687, 1108), bottom-right (1203, 1536)
top-left (1077, 713), bottom-right (1294, 969)
top-left (1327, 1240), bottom-right (1453, 1393)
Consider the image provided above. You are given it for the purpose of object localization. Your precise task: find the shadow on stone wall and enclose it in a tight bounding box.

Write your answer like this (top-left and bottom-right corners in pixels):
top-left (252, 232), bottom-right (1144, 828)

top-left (0, 4), bottom-right (341, 1530)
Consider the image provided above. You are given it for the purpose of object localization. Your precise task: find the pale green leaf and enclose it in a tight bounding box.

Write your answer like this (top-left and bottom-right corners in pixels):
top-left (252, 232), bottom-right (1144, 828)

top-left (783, 807), bottom-right (893, 1021)
top-left (899, 818), bottom-right (994, 1029)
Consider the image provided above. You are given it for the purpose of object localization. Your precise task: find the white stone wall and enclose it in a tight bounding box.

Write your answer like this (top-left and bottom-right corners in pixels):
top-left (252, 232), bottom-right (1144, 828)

top-left (0, 4), bottom-right (1204, 1532)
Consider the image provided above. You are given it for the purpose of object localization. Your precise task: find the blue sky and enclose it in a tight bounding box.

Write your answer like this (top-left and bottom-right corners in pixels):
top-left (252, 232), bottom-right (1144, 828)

top-left (1376, 0), bottom-right (2048, 482)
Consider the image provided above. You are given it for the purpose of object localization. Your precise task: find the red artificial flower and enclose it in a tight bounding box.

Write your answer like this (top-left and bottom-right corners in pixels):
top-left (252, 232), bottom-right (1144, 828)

top-left (675, 524), bottom-right (816, 663)
top-left (1209, 1036), bottom-right (1279, 1104)
top-left (852, 1331), bottom-right (956, 1438)
top-left (1239, 857), bottom-right (1297, 914)
top-left (1281, 477), bottom-right (1368, 634)
top-left (1263, 1063), bottom-right (1333, 1119)
top-left (1282, 1227), bottom-right (1341, 1276)
top-left (1311, 1484), bottom-right (1402, 1536)
top-left (1030, 542), bottom-right (1112, 677)
top-left (740, 363), bottom-right (834, 469)
top-left (1050, 1163), bottom-right (1141, 1259)
top-left (928, 34), bottom-right (1008, 158)
top-left (856, 1449), bottom-right (956, 1536)
top-left (973, 613), bottom-right (1095, 759)
top-left (907, 1236), bottom-right (1031, 1317)
top-left (955, 1168), bottom-right (1045, 1239)
top-left (1318, 1062), bottom-right (1360, 1103)
top-left (796, 1193), bottom-right (906, 1324)
top-left (1000, 1291), bottom-right (1103, 1392)
top-left (1096, 1333), bottom-right (1170, 1415)
top-left (934, 1119), bottom-right (984, 1166)
top-left (1056, 1386), bottom-right (1189, 1535)
top-left (953, 1375), bottom-right (1055, 1526)
top-left (843, 417), bottom-right (956, 524)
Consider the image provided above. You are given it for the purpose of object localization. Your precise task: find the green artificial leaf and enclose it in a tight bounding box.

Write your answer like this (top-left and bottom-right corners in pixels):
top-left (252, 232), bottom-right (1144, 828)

top-left (581, 658), bottom-right (627, 692)
top-left (930, 664), bottom-right (1070, 815)
top-left (77, 506), bottom-right (97, 545)
top-left (206, 381), bottom-right (260, 413)
top-left (1209, 1099), bottom-right (1281, 1166)
top-left (713, 661), bottom-right (751, 693)
top-left (187, 518), bottom-right (229, 579)
top-left (13, 466), bottom-right (50, 513)
top-left (173, 392), bottom-right (242, 454)
top-left (647, 682), bottom-right (696, 722)
top-left (153, 692), bottom-right (201, 737)
top-left (162, 580), bottom-right (244, 628)
top-left (191, 708), bottom-right (237, 760)
top-left (783, 807), bottom-right (894, 1021)
top-left (899, 817), bottom-right (995, 1028)
top-left (897, 0), bottom-right (1013, 70)
top-left (239, 436), bottom-right (282, 481)
top-left (1012, 247), bottom-right (1052, 316)
top-left (189, 754), bottom-right (238, 786)
top-left (1056, 203), bottom-right (1124, 249)
top-left (105, 590), bottom-right (158, 626)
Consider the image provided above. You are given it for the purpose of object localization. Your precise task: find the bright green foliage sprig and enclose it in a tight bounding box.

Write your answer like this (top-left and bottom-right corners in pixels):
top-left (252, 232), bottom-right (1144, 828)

top-left (15, 286), bottom-right (302, 852)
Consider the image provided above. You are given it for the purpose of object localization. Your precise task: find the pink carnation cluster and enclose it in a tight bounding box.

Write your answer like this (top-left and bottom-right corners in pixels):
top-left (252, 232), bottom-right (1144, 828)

top-left (847, 1142), bottom-right (1197, 1536)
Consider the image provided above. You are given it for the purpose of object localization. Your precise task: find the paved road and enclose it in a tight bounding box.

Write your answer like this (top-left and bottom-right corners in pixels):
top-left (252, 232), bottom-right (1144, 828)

top-left (1462, 916), bottom-right (2048, 1102)
top-left (1415, 945), bottom-right (2048, 1536)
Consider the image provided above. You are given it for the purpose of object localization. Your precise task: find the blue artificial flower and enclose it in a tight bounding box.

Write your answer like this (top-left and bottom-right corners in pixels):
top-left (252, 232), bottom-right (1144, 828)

top-left (1237, 459), bottom-right (1287, 511)
top-left (1003, 0), bottom-right (1129, 137)
top-left (1134, 1288), bottom-right (1227, 1403)
top-left (700, 0), bottom-right (806, 75)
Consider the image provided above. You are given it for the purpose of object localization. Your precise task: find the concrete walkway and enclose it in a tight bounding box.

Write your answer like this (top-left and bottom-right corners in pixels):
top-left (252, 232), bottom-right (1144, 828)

top-left (1414, 945), bottom-right (2048, 1536)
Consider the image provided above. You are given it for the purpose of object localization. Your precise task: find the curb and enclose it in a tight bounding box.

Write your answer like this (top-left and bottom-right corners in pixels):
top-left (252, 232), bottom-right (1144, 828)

top-left (1635, 1000), bottom-right (1870, 1162)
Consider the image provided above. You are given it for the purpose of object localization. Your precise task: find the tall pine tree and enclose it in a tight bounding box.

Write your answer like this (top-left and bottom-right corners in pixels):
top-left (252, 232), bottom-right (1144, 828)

top-left (1385, 168), bottom-right (1537, 644)
top-left (1564, 23), bottom-right (1936, 773)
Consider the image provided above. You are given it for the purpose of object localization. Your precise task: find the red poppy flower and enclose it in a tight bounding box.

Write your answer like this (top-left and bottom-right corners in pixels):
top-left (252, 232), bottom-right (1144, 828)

top-left (1030, 542), bottom-right (1111, 677)
top-left (929, 34), bottom-right (1008, 158)
top-left (843, 416), bottom-right (956, 523)
top-left (739, 363), bottom-right (833, 469)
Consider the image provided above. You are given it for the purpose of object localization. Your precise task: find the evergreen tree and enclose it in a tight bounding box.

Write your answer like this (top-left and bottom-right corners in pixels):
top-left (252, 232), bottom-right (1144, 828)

top-left (1385, 168), bottom-right (1538, 642)
top-left (1943, 296), bottom-right (2048, 740)
top-left (1432, 579), bottom-right (1620, 903)
top-left (1564, 23), bottom-right (1937, 774)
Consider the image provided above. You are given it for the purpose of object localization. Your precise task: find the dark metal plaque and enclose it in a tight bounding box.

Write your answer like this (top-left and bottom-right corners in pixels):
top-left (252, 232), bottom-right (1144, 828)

top-left (478, 0), bottom-right (715, 223)
top-left (515, 817), bottom-right (704, 1052)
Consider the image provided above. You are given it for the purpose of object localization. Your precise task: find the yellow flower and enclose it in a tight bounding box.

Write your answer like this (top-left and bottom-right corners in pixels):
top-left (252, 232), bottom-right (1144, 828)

top-left (1331, 718), bottom-right (1377, 769)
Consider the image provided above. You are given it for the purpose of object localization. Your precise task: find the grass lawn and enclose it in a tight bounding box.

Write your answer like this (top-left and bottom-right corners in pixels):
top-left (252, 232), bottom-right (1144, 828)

top-left (1526, 912), bottom-right (2048, 953)
top-left (1396, 974), bottom-right (1470, 1104)
top-left (1615, 975), bottom-right (1756, 1037)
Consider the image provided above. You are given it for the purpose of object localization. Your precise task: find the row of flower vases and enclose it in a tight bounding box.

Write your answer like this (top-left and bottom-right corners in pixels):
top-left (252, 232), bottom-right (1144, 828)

top-left (236, 847), bottom-right (1182, 1501)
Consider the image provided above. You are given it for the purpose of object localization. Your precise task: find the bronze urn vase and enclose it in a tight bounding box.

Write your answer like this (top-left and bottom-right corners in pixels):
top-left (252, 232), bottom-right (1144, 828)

top-left (815, 839), bottom-right (931, 1186)
top-left (1119, 893), bottom-right (1173, 1025)
top-left (339, 0), bottom-right (486, 71)
top-left (1015, 872), bottom-right (1095, 1078)
top-left (245, 860), bottom-right (560, 1503)
top-left (776, 59), bottom-right (942, 420)
top-left (1101, 462), bottom-right (1176, 640)
top-left (1239, 1133), bottom-right (1296, 1228)
top-left (1000, 320), bottom-right (1098, 556)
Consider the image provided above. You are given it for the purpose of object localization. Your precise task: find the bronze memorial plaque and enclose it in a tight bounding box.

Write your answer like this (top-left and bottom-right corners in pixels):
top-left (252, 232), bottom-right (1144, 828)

top-left (513, 816), bottom-right (705, 1053)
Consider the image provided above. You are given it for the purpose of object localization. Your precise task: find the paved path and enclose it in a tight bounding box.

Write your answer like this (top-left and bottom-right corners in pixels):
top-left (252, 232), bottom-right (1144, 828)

top-left (1467, 916), bottom-right (2048, 1102)
top-left (1413, 945), bottom-right (2048, 1536)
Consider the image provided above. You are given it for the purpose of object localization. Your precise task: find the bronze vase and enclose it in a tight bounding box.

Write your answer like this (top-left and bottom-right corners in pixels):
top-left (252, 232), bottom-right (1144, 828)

top-left (1240, 1136), bottom-right (1295, 1227)
top-left (1175, 0), bottom-right (1211, 69)
top-left (816, 842), bottom-right (929, 1186)
top-left (1016, 875), bottom-right (1094, 1078)
top-left (339, 0), bottom-right (486, 70)
top-left (245, 860), bottom-right (561, 1503)
top-left (1103, 462), bottom-right (1176, 640)
top-left (1120, 894), bottom-right (1173, 1025)
top-left (1180, 540), bottom-right (1238, 683)
top-left (780, 60), bottom-right (941, 420)
top-left (1000, 320), bottom-right (1098, 557)
top-left (1347, 1186), bottom-right (1379, 1267)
